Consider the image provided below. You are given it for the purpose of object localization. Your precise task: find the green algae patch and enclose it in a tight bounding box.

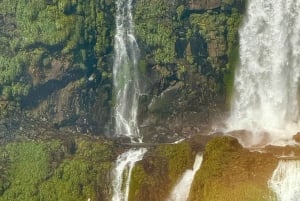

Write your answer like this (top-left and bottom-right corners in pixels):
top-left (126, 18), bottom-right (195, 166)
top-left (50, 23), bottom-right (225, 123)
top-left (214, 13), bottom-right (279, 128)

top-left (129, 142), bottom-right (195, 201)
top-left (188, 136), bottom-right (278, 201)
top-left (0, 137), bottom-right (114, 201)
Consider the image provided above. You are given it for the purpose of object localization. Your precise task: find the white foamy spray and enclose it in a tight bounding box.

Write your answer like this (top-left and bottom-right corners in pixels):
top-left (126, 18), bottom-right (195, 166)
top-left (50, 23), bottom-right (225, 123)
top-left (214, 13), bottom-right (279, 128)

top-left (227, 0), bottom-right (300, 145)
top-left (112, 1), bottom-right (147, 201)
top-left (113, 0), bottom-right (141, 142)
top-left (269, 160), bottom-right (300, 201)
top-left (112, 148), bottom-right (147, 201)
top-left (166, 154), bottom-right (203, 201)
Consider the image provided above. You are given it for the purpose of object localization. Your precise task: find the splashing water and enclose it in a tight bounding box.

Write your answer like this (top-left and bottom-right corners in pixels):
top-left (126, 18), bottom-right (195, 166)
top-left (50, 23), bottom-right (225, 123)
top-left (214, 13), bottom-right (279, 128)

top-left (113, 0), bottom-right (141, 142)
top-left (269, 160), bottom-right (300, 201)
top-left (112, 148), bottom-right (147, 201)
top-left (112, 1), bottom-right (147, 201)
top-left (227, 0), bottom-right (300, 145)
top-left (166, 154), bottom-right (203, 201)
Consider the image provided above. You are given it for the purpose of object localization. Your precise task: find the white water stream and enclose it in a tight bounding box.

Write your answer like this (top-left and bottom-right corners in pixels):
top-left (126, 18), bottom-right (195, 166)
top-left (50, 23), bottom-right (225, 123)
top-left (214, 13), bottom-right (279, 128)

top-left (269, 160), bottom-right (300, 201)
top-left (112, 0), bottom-right (146, 201)
top-left (166, 154), bottom-right (203, 201)
top-left (113, 0), bottom-right (141, 142)
top-left (112, 148), bottom-right (147, 201)
top-left (226, 0), bottom-right (300, 145)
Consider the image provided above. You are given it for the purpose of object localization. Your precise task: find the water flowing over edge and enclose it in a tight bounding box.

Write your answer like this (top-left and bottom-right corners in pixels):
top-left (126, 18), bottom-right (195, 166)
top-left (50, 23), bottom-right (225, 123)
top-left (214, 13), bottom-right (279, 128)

top-left (113, 0), bottom-right (141, 141)
top-left (112, 148), bottom-right (147, 201)
top-left (226, 0), bottom-right (300, 146)
top-left (166, 153), bottom-right (203, 201)
top-left (111, 0), bottom-right (145, 200)
top-left (269, 160), bottom-right (300, 201)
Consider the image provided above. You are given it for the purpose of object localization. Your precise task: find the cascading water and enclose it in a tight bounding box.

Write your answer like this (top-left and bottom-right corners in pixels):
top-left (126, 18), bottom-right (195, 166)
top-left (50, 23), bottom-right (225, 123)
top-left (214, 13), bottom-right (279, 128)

top-left (112, 148), bottom-right (147, 201)
top-left (269, 160), bottom-right (300, 201)
top-left (113, 0), bottom-right (141, 142)
top-left (166, 154), bottom-right (203, 201)
top-left (112, 1), bottom-right (146, 201)
top-left (227, 0), bottom-right (300, 145)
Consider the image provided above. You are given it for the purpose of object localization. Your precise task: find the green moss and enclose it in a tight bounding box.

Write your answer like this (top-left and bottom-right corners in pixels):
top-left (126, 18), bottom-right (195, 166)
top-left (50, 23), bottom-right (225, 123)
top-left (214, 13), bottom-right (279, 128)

top-left (157, 143), bottom-right (194, 184)
top-left (188, 136), bottom-right (277, 201)
top-left (129, 142), bottom-right (194, 201)
top-left (200, 181), bottom-right (273, 201)
top-left (0, 138), bottom-right (114, 201)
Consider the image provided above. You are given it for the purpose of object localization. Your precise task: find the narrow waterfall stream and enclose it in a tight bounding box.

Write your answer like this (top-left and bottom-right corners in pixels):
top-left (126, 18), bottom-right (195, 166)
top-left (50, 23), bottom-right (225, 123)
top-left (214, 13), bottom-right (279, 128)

top-left (226, 0), bottom-right (300, 145)
top-left (269, 160), bottom-right (300, 201)
top-left (111, 0), bottom-right (146, 200)
top-left (113, 0), bottom-right (141, 142)
top-left (112, 148), bottom-right (147, 201)
top-left (166, 154), bottom-right (203, 201)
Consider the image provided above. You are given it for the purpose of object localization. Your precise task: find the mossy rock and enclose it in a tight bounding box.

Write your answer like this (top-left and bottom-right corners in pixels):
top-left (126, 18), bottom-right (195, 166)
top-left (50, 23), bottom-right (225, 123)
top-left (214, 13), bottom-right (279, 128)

top-left (188, 136), bottom-right (278, 201)
top-left (129, 142), bottom-right (195, 201)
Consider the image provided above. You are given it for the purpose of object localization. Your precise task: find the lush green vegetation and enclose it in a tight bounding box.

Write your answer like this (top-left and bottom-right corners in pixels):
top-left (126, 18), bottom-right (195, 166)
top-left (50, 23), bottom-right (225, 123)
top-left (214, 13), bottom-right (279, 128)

top-left (134, 0), bottom-right (177, 64)
top-left (0, 0), bottom-right (112, 103)
top-left (188, 8), bottom-right (242, 66)
top-left (133, 0), bottom-right (244, 109)
top-left (0, 141), bottom-right (62, 201)
top-left (0, 138), bottom-right (114, 201)
top-left (188, 136), bottom-right (278, 201)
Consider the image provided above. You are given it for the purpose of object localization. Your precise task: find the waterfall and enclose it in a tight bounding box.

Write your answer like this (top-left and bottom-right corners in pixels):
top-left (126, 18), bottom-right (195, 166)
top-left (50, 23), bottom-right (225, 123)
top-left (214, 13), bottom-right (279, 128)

top-left (112, 148), bottom-right (147, 201)
top-left (112, 1), bottom-right (146, 201)
top-left (113, 0), bottom-right (141, 142)
top-left (166, 154), bottom-right (203, 201)
top-left (227, 0), bottom-right (300, 145)
top-left (269, 160), bottom-right (300, 201)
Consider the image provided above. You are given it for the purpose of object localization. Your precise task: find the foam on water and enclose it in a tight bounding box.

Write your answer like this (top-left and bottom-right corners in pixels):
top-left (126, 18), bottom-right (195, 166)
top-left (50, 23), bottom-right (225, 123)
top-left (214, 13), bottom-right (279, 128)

top-left (166, 154), bottom-right (203, 201)
top-left (227, 0), bottom-right (300, 145)
top-left (269, 160), bottom-right (300, 201)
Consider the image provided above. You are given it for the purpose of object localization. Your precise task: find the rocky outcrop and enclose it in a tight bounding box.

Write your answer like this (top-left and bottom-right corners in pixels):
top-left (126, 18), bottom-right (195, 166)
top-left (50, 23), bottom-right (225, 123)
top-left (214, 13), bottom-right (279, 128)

top-left (189, 136), bottom-right (278, 201)
top-left (293, 132), bottom-right (300, 143)
top-left (134, 0), bottom-right (244, 141)
top-left (0, 0), bottom-right (245, 141)
top-left (127, 135), bottom-right (280, 201)
top-left (0, 130), bottom-right (296, 201)
top-left (0, 0), bottom-right (115, 135)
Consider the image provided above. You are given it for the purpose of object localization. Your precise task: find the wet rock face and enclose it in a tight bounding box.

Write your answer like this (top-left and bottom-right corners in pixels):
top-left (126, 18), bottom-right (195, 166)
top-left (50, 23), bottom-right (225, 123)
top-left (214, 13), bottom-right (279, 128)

top-left (0, 0), bottom-right (245, 139)
top-left (0, 0), bottom-right (115, 135)
top-left (134, 0), bottom-right (244, 142)
top-left (293, 132), bottom-right (300, 143)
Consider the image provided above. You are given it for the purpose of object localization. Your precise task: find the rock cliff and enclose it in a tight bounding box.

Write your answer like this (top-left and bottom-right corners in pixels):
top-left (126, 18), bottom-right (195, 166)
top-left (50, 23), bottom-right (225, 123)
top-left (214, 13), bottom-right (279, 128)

top-left (0, 0), bottom-right (244, 142)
